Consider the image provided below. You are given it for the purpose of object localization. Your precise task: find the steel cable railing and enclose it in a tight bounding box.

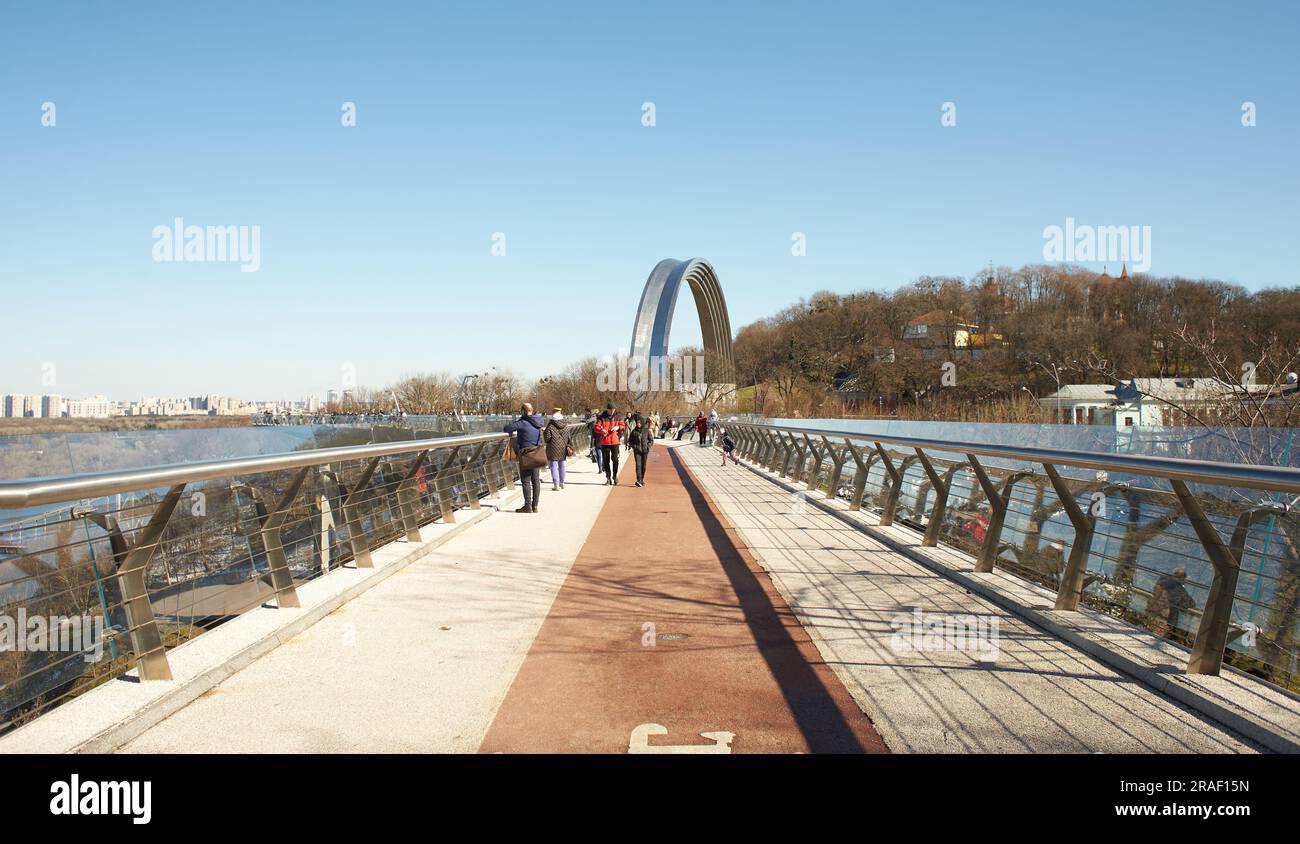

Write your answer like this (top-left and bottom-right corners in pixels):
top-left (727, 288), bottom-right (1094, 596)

top-left (0, 422), bottom-right (592, 731)
top-left (725, 422), bottom-right (1300, 689)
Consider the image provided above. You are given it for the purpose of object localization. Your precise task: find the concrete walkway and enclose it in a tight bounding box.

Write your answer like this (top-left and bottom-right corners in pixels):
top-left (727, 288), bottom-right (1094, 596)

top-left (121, 453), bottom-right (612, 753)
top-left (672, 442), bottom-right (1257, 753)
top-left (479, 441), bottom-right (886, 753)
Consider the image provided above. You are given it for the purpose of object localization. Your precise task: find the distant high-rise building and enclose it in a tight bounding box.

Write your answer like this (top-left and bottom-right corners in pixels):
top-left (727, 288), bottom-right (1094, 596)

top-left (41, 394), bottom-right (63, 418)
top-left (64, 396), bottom-right (116, 418)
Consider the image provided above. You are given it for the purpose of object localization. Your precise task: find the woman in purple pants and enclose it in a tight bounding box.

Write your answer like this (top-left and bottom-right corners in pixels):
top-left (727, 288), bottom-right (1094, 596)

top-left (543, 409), bottom-right (572, 491)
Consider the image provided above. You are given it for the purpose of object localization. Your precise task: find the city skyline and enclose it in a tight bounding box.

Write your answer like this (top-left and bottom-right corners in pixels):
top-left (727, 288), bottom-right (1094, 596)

top-left (0, 390), bottom-right (321, 419)
top-left (4, 1), bottom-right (1297, 399)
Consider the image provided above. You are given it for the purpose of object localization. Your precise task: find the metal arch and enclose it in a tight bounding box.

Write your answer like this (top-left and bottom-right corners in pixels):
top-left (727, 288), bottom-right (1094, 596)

top-left (629, 258), bottom-right (735, 382)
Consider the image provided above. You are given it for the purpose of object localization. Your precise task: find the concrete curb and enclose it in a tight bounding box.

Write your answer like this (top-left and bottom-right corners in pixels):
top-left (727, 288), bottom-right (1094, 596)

top-left (736, 458), bottom-right (1300, 754)
top-left (1, 488), bottom-right (520, 755)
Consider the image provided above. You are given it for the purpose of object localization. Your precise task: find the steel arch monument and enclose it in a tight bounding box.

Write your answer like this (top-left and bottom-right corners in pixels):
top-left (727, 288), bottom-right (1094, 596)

top-left (629, 258), bottom-right (735, 384)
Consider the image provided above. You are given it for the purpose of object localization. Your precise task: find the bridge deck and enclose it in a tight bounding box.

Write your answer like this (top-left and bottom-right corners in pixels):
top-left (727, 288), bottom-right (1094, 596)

top-left (478, 440), bottom-right (885, 753)
top-left (675, 444), bottom-right (1255, 753)
top-left (116, 441), bottom-right (1258, 753)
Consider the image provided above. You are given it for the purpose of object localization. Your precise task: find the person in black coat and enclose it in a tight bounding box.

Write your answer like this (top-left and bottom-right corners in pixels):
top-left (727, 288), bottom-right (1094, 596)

top-left (543, 409), bottom-right (572, 490)
top-left (627, 417), bottom-right (655, 487)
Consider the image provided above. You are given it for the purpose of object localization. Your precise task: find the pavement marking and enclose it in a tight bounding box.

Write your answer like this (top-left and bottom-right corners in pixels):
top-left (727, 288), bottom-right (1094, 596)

top-left (628, 723), bottom-right (735, 754)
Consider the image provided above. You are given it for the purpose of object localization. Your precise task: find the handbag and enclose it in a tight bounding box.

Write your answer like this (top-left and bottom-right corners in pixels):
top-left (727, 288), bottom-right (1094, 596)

top-left (519, 443), bottom-right (547, 470)
top-left (513, 415), bottom-right (546, 470)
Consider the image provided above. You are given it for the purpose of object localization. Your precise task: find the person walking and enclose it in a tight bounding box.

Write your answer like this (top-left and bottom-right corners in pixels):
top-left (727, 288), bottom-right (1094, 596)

top-left (628, 416), bottom-right (654, 487)
top-left (707, 409), bottom-right (719, 445)
top-left (503, 402), bottom-right (545, 513)
top-left (543, 408), bottom-right (572, 490)
top-left (593, 402), bottom-right (626, 485)
top-left (694, 412), bottom-right (708, 445)
top-left (583, 407), bottom-right (603, 475)
top-left (720, 428), bottom-right (739, 466)
top-left (624, 412), bottom-right (635, 452)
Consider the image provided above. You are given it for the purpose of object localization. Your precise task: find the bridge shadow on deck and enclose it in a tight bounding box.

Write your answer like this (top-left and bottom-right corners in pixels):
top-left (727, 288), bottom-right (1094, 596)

top-left (665, 446), bottom-right (880, 753)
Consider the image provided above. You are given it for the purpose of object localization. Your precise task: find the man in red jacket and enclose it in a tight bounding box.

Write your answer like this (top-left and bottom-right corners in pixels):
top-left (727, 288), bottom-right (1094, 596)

top-left (593, 402), bottom-right (626, 486)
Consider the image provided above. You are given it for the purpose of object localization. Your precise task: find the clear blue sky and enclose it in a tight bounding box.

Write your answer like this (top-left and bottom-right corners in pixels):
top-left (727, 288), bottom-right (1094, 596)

top-left (2, 1), bottom-right (1296, 400)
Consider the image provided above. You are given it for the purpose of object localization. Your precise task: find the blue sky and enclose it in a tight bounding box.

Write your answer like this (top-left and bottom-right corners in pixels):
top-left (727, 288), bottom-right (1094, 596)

top-left (2, 1), bottom-right (1297, 400)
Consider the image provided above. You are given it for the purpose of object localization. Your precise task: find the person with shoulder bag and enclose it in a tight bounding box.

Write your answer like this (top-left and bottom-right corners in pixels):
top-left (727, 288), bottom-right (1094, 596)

top-left (503, 402), bottom-right (546, 513)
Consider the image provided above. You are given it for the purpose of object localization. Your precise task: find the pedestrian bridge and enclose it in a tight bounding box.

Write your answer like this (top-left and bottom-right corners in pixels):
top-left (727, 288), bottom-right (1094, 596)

top-left (2, 423), bottom-right (1298, 753)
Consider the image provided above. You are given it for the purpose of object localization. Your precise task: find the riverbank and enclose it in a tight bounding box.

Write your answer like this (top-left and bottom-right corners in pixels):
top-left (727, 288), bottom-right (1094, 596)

top-left (0, 416), bottom-right (251, 437)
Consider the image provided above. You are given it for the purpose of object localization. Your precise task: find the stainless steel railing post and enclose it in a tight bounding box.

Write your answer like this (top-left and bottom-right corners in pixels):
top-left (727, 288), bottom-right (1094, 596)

top-left (844, 440), bottom-right (870, 511)
top-left (460, 443), bottom-right (486, 510)
top-left (341, 457), bottom-right (383, 568)
top-left (115, 485), bottom-right (186, 681)
top-left (967, 454), bottom-right (1031, 574)
top-left (790, 435), bottom-right (810, 484)
top-left (763, 430), bottom-right (777, 472)
top-left (915, 449), bottom-right (950, 548)
top-left (1172, 479), bottom-right (1243, 675)
top-left (1043, 463), bottom-right (1096, 611)
top-left (874, 444), bottom-right (903, 526)
top-left (395, 450), bottom-right (431, 542)
top-left (803, 434), bottom-right (825, 493)
top-left (822, 436), bottom-right (847, 500)
top-left (775, 432), bottom-right (793, 476)
top-left (250, 468), bottom-right (310, 609)
top-left (433, 446), bottom-right (462, 524)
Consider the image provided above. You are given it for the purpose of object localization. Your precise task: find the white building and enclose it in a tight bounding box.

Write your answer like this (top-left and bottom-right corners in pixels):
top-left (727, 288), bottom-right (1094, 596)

top-left (1040, 378), bottom-right (1258, 429)
top-left (64, 395), bottom-right (117, 418)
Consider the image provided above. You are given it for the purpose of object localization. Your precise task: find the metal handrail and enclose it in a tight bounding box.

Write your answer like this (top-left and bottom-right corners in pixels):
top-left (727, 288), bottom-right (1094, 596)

top-left (736, 424), bottom-right (1300, 494)
top-left (0, 422), bottom-right (593, 706)
top-left (729, 421), bottom-right (1299, 680)
top-left (0, 431), bottom-right (508, 509)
